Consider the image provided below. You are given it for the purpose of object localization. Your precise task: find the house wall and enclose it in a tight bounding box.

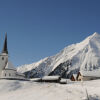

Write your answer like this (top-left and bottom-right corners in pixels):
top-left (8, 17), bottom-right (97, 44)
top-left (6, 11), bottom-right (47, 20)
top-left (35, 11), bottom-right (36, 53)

top-left (1, 70), bottom-right (25, 80)
top-left (82, 76), bottom-right (100, 81)
top-left (77, 74), bottom-right (82, 81)
top-left (1, 70), bottom-right (16, 79)
top-left (0, 54), bottom-right (8, 77)
top-left (70, 75), bottom-right (75, 81)
top-left (78, 75), bottom-right (100, 81)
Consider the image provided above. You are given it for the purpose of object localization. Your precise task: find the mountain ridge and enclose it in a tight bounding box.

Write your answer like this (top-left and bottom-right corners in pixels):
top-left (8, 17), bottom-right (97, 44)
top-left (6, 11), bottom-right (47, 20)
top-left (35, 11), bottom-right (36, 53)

top-left (17, 32), bottom-right (100, 78)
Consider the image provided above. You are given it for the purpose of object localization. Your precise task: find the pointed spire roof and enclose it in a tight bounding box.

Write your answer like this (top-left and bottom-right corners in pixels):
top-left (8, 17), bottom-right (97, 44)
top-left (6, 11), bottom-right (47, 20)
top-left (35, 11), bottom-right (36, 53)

top-left (2, 32), bottom-right (8, 54)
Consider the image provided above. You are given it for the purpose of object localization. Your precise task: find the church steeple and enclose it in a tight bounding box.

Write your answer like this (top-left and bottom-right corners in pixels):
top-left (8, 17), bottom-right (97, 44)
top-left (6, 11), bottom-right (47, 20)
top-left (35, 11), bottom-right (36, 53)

top-left (2, 32), bottom-right (8, 54)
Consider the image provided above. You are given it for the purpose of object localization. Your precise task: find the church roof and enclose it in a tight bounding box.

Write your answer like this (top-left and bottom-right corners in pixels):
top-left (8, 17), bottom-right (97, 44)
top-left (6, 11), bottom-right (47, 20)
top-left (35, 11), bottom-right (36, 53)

top-left (2, 33), bottom-right (8, 54)
top-left (5, 61), bottom-right (16, 70)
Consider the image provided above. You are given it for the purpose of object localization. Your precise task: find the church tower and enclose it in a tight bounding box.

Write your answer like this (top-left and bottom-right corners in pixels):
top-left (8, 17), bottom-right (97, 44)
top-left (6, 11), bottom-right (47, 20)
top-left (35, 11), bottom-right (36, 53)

top-left (0, 33), bottom-right (8, 77)
top-left (2, 33), bottom-right (8, 54)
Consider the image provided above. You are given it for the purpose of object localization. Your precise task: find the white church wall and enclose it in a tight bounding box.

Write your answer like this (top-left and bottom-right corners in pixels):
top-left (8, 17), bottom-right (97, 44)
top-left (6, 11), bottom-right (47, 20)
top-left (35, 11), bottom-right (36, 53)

top-left (1, 69), bottom-right (16, 79)
top-left (1, 69), bottom-right (25, 80)
top-left (0, 54), bottom-right (8, 77)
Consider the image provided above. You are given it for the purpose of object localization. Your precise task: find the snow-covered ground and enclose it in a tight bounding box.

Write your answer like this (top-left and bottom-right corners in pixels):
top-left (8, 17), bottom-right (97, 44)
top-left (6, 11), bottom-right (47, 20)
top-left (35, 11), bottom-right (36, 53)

top-left (0, 79), bottom-right (100, 100)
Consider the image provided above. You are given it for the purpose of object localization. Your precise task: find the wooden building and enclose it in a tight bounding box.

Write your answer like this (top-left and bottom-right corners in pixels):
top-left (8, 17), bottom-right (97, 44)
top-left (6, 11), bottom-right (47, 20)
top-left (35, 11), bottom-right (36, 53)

top-left (70, 74), bottom-right (77, 81)
top-left (77, 71), bottom-right (100, 81)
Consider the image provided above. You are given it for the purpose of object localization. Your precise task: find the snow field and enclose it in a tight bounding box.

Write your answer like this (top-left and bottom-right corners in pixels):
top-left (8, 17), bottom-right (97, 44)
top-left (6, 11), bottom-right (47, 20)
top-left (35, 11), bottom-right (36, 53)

top-left (0, 79), bottom-right (100, 100)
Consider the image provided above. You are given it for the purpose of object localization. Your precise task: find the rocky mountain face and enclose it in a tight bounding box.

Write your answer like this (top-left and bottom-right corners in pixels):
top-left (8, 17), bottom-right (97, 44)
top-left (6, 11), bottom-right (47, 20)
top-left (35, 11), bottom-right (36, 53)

top-left (17, 32), bottom-right (100, 78)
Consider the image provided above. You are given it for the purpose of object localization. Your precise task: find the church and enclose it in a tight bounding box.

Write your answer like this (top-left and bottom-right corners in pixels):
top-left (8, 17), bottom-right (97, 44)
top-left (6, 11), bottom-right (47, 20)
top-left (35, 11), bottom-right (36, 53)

top-left (0, 33), bottom-right (25, 80)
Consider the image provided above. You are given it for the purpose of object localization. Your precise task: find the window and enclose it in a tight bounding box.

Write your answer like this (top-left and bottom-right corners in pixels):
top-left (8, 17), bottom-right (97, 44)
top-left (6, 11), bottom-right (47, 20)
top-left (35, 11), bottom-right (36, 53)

top-left (9, 73), bottom-right (11, 76)
top-left (5, 73), bottom-right (6, 76)
top-left (2, 57), bottom-right (4, 60)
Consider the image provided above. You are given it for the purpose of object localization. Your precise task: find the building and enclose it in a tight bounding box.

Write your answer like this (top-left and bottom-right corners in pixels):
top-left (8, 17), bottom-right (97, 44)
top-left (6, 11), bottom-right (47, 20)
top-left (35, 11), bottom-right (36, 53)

top-left (70, 74), bottom-right (77, 81)
top-left (77, 70), bottom-right (100, 81)
top-left (0, 33), bottom-right (25, 80)
top-left (41, 76), bottom-right (61, 83)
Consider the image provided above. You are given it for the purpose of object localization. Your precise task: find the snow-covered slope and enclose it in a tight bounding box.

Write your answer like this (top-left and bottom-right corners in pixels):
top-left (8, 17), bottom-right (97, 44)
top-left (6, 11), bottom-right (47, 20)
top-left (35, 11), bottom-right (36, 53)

top-left (0, 80), bottom-right (100, 100)
top-left (17, 32), bottom-right (100, 78)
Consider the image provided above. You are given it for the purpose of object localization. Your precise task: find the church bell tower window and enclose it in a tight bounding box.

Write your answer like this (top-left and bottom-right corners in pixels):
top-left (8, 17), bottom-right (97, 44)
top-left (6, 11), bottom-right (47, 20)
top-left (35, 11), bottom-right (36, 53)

top-left (2, 57), bottom-right (4, 60)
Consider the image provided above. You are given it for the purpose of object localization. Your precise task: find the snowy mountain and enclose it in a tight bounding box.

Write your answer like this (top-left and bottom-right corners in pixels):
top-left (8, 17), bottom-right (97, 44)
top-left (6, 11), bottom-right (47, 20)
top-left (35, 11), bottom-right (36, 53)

top-left (17, 32), bottom-right (100, 78)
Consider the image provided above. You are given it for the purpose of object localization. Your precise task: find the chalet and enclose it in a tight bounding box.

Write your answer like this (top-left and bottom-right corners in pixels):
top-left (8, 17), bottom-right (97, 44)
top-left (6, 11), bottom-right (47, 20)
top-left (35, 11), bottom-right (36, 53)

top-left (70, 74), bottom-right (77, 81)
top-left (30, 76), bottom-right (67, 84)
top-left (41, 76), bottom-right (61, 83)
top-left (0, 33), bottom-right (25, 80)
top-left (76, 72), bottom-right (82, 81)
top-left (77, 70), bottom-right (100, 81)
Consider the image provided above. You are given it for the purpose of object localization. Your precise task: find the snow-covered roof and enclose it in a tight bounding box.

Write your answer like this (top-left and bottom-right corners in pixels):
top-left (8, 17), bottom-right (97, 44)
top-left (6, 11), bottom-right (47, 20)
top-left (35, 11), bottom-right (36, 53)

top-left (73, 74), bottom-right (77, 79)
top-left (5, 61), bottom-right (16, 70)
top-left (42, 76), bottom-right (60, 80)
top-left (80, 70), bottom-right (100, 77)
top-left (30, 78), bottom-right (42, 82)
top-left (16, 72), bottom-right (25, 77)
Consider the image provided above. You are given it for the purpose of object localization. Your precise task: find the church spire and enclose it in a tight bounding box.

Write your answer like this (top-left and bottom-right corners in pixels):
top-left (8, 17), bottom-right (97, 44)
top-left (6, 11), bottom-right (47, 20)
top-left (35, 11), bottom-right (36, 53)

top-left (2, 32), bottom-right (8, 54)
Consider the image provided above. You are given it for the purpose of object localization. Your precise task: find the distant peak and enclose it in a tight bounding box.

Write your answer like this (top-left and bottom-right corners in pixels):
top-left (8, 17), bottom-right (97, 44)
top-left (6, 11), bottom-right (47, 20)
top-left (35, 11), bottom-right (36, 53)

top-left (92, 32), bottom-right (99, 36)
top-left (78, 32), bottom-right (100, 47)
top-left (88, 32), bottom-right (100, 40)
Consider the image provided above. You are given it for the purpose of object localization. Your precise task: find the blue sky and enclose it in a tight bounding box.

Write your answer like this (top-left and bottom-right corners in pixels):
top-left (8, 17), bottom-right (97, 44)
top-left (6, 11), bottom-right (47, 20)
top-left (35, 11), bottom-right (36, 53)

top-left (0, 0), bottom-right (100, 66)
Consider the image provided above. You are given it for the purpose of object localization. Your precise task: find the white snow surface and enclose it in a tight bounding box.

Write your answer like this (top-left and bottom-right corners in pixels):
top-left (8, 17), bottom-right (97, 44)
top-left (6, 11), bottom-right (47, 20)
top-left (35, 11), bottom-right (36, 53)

top-left (42, 76), bottom-right (60, 80)
top-left (17, 32), bottom-right (100, 76)
top-left (0, 79), bottom-right (100, 100)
